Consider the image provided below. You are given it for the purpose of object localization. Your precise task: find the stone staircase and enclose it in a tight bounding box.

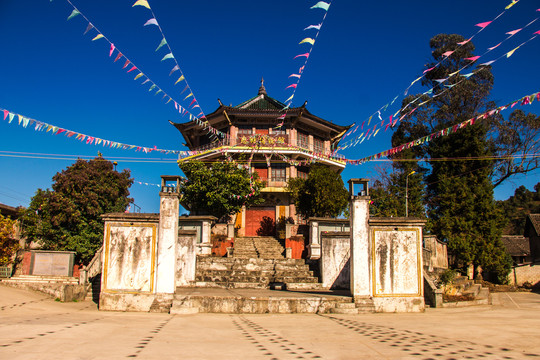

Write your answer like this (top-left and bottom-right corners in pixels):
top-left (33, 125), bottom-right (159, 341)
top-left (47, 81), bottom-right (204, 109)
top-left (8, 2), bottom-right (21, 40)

top-left (442, 275), bottom-right (490, 307)
top-left (84, 275), bottom-right (101, 304)
top-left (330, 297), bottom-right (376, 314)
top-left (195, 257), bottom-right (321, 290)
top-left (233, 236), bottom-right (285, 259)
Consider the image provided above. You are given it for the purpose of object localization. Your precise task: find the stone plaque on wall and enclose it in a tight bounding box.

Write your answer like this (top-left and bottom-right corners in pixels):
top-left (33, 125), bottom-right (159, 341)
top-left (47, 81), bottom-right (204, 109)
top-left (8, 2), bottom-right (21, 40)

top-left (103, 223), bottom-right (157, 293)
top-left (31, 251), bottom-right (75, 277)
top-left (371, 228), bottom-right (422, 296)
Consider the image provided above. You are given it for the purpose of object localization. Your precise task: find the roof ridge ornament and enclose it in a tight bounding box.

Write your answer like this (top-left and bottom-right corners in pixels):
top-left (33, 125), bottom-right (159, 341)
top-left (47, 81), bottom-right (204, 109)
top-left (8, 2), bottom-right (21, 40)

top-left (258, 77), bottom-right (267, 95)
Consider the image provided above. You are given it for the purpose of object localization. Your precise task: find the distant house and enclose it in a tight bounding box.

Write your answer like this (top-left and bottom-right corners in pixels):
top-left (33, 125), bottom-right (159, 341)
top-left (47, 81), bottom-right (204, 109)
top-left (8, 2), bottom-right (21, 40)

top-left (501, 235), bottom-right (531, 265)
top-left (524, 214), bottom-right (540, 262)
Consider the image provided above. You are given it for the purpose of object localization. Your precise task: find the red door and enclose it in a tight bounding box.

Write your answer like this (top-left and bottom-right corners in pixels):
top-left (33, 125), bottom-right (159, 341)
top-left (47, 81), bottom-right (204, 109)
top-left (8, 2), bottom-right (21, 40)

top-left (245, 207), bottom-right (275, 236)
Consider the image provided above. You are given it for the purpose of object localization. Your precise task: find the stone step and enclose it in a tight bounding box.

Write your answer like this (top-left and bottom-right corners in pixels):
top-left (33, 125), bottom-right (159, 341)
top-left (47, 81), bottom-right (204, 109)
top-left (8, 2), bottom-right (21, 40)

top-left (285, 283), bottom-right (325, 290)
top-left (330, 307), bottom-right (359, 314)
top-left (198, 269), bottom-right (314, 277)
top-left (170, 305), bottom-right (199, 315)
top-left (462, 283), bottom-right (482, 297)
top-left (194, 281), bottom-right (268, 289)
top-left (196, 276), bottom-right (318, 284)
top-left (197, 257), bottom-right (306, 265)
top-left (3, 276), bottom-right (79, 285)
top-left (197, 264), bottom-right (311, 272)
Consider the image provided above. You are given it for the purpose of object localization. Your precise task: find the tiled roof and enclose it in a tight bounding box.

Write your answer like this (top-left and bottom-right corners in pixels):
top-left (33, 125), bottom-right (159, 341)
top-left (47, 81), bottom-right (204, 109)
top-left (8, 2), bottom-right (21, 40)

top-left (527, 214), bottom-right (540, 235)
top-left (234, 94), bottom-right (286, 110)
top-left (501, 235), bottom-right (530, 256)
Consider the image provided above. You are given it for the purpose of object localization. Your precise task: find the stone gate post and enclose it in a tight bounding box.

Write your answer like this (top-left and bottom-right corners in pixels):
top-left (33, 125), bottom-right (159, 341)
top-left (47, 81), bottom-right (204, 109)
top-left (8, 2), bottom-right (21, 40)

top-left (156, 176), bottom-right (182, 294)
top-left (348, 179), bottom-right (371, 299)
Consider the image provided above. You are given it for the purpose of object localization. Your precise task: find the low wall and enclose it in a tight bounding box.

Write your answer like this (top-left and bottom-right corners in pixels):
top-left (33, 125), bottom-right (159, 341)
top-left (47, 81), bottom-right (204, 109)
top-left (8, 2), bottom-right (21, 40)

top-left (1, 281), bottom-right (86, 302)
top-left (320, 232), bottom-right (350, 289)
top-left (211, 237), bottom-right (233, 257)
top-left (424, 235), bottom-right (448, 270)
top-left (368, 217), bottom-right (425, 312)
top-left (509, 262), bottom-right (540, 286)
top-left (285, 236), bottom-right (306, 259)
top-left (176, 230), bottom-right (197, 287)
top-left (100, 214), bottom-right (159, 311)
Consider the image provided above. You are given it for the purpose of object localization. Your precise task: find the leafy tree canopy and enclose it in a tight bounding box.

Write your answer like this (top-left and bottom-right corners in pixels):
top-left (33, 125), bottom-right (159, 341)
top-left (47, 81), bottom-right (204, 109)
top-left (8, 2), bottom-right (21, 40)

top-left (21, 156), bottom-right (133, 264)
top-left (0, 213), bottom-right (18, 265)
top-left (179, 160), bottom-right (264, 221)
top-left (498, 182), bottom-right (540, 235)
top-left (383, 34), bottom-right (514, 282)
top-left (287, 163), bottom-right (349, 219)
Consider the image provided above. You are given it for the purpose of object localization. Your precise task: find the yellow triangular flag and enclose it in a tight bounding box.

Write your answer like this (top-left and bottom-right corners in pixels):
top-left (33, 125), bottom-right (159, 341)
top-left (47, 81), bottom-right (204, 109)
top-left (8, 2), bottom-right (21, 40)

top-left (299, 38), bottom-right (315, 45)
top-left (506, 46), bottom-right (520, 58)
top-left (174, 75), bottom-right (185, 85)
top-left (134, 73), bottom-right (144, 80)
top-left (132, 0), bottom-right (151, 9)
top-left (505, 1), bottom-right (517, 9)
top-left (92, 34), bottom-right (104, 41)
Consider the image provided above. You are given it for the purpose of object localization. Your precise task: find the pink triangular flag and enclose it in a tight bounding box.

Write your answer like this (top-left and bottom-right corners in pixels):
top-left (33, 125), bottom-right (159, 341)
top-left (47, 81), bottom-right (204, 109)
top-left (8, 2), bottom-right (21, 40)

top-left (294, 53), bottom-right (310, 59)
top-left (442, 50), bottom-right (454, 57)
top-left (475, 21), bottom-right (492, 28)
top-left (506, 28), bottom-right (522, 36)
top-left (488, 42), bottom-right (502, 51)
top-left (3, 110), bottom-right (7, 121)
top-left (127, 65), bottom-right (137, 73)
top-left (109, 43), bottom-right (115, 57)
top-left (286, 84), bottom-right (297, 89)
top-left (464, 56), bottom-right (480, 61)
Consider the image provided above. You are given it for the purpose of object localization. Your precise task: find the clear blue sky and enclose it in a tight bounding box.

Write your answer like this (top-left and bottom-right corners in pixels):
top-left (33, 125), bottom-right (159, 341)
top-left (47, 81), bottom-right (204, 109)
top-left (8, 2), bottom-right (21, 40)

top-left (1, 0), bottom-right (539, 213)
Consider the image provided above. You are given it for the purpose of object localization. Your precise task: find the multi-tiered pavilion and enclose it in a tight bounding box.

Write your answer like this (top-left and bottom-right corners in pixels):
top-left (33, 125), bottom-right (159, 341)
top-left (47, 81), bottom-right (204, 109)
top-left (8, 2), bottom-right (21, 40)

top-left (170, 81), bottom-right (350, 236)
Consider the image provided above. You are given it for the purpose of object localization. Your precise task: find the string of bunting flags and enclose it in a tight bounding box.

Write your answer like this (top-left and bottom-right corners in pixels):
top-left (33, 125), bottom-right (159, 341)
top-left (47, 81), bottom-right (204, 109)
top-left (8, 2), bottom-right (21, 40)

top-left (273, 0), bottom-right (333, 128)
top-left (57, 0), bottom-right (225, 140)
top-left (131, 0), bottom-right (221, 142)
top-left (7, 86), bottom-right (535, 169)
top-left (0, 105), bottom-right (345, 165)
top-left (284, 0), bottom-right (332, 109)
top-left (344, 90), bottom-right (540, 165)
top-left (339, 0), bottom-right (537, 150)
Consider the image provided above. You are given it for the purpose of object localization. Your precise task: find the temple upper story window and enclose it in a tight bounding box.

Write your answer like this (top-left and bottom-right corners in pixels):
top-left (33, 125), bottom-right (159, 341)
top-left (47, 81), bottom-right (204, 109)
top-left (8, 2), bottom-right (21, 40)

top-left (237, 126), bottom-right (253, 135)
top-left (271, 164), bottom-right (287, 182)
top-left (298, 132), bottom-right (309, 149)
top-left (313, 137), bottom-right (324, 153)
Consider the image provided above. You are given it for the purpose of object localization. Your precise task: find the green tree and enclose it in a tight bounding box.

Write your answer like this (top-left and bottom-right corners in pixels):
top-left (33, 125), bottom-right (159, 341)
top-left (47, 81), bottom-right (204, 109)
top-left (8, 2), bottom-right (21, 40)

top-left (489, 110), bottom-right (540, 187)
top-left (498, 182), bottom-right (540, 235)
top-left (369, 164), bottom-right (425, 218)
top-left (392, 34), bottom-right (511, 281)
top-left (0, 213), bottom-right (18, 265)
top-left (287, 163), bottom-right (349, 219)
top-left (179, 160), bottom-right (264, 221)
top-left (21, 156), bottom-right (133, 264)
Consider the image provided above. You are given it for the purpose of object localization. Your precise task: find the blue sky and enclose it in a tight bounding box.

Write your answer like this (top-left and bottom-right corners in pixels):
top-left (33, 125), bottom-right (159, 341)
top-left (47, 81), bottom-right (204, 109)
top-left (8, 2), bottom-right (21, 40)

top-left (1, 0), bottom-right (539, 213)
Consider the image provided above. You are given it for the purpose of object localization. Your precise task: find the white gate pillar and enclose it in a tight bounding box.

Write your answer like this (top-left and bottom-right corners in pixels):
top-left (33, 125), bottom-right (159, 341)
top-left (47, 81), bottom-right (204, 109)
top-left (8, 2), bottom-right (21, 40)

top-left (348, 179), bottom-right (371, 299)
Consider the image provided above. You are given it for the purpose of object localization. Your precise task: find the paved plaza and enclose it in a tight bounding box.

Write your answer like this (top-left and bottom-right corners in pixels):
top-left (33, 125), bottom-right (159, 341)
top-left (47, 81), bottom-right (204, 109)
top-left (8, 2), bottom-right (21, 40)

top-left (1, 284), bottom-right (540, 359)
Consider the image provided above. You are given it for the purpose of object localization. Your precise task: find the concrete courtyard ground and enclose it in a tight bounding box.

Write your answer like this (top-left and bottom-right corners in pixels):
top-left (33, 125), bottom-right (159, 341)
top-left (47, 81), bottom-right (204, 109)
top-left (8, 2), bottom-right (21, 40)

top-left (1, 284), bottom-right (539, 360)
